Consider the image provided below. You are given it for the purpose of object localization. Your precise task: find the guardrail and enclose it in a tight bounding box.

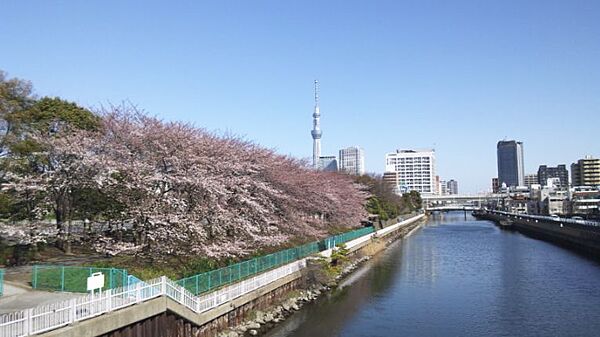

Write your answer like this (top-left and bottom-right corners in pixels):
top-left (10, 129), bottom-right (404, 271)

top-left (0, 260), bottom-right (305, 337)
top-left (485, 210), bottom-right (600, 227)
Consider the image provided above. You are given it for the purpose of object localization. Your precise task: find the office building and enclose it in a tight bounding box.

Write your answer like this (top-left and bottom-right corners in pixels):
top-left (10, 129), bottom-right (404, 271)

top-left (571, 156), bottom-right (600, 187)
top-left (318, 156), bottom-right (338, 172)
top-left (497, 140), bottom-right (524, 187)
top-left (537, 165), bottom-right (568, 189)
top-left (384, 149), bottom-right (436, 195)
top-left (339, 146), bottom-right (365, 175)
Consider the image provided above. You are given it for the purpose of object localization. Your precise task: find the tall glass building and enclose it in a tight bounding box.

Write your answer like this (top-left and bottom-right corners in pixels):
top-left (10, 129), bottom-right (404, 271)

top-left (497, 140), bottom-right (524, 188)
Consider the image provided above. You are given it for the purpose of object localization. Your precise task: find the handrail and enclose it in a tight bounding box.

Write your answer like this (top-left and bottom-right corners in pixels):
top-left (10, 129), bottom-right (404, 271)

top-left (0, 260), bottom-right (305, 337)
top-left (0, 215), bottom-right (422, 337)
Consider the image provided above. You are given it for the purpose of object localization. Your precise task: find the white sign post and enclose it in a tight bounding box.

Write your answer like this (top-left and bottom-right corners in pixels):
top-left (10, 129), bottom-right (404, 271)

top-left (87, 272), bottom-right (105, 299)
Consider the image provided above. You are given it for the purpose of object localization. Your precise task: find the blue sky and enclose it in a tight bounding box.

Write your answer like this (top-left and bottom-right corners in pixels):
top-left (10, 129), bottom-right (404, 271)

top-left (2, 1), bottom-right (599, 193)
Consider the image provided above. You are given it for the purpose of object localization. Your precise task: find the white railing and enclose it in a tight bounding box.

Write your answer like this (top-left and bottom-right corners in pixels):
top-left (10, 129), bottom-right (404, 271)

top-left (0, 214), bottom-right (424, 337)
top-left (0, 260), bottom-right (305, 337)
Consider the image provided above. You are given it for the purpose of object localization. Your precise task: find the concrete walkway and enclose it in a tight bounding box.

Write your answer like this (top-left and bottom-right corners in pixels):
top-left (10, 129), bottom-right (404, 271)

top-left (0, 281), bottom-right (82, 314)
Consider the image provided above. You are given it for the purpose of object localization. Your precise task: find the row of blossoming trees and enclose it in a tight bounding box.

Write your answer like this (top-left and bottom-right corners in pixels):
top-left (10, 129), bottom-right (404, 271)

top-left (1, 71), bottom-right (367, 263)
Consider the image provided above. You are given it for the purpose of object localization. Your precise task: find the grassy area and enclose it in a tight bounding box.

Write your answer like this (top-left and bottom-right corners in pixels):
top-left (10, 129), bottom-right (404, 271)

top-left (32, 265), bottom-right (128, 292)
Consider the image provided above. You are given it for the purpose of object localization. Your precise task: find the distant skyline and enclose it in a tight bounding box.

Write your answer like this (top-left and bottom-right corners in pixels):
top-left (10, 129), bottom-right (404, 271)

top-left (2, 1), bottom-right (599, 193)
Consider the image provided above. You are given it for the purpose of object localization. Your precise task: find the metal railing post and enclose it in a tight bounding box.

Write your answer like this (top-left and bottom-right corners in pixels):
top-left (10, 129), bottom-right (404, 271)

top-left (32, 266), bottom-right (37, 289)
top-left (61, 266), bottom-right (65, 292)
top-left (135, 282), bottom-right (141, 302)
top-left (161, 276), bottom-right (167, 295)
top-left (70, 298), bottom-right (77, 323)
top-left (107, 288), bottom-right (112, 312)
top-left (24, 308), bottom-right (30, 336)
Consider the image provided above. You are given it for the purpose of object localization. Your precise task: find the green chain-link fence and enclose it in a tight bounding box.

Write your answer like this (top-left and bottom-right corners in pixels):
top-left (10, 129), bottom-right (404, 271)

top-left (0, 269), bottom-right (4, 296)
top-left (31, 266), bottom-right (128, 293)
top-left (28, 226), bottom-right (375, 295)
top-left (177, 226), bottom-right (375, 295)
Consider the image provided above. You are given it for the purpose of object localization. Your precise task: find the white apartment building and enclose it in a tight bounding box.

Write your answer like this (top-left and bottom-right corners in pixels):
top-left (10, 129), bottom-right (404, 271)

top-left (339, 146), bottom-right (365, 175)
top-left (384, 149), bottom-right (436, 195)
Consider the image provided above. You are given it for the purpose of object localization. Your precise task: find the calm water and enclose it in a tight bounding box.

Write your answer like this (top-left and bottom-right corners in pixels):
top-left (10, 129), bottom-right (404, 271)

top-left (265, 212), bottom-right (600, 337)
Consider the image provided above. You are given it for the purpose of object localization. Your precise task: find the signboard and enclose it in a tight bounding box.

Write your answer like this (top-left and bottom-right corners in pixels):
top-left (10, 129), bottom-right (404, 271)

top-left (87, 272), bottom-right (105, 292)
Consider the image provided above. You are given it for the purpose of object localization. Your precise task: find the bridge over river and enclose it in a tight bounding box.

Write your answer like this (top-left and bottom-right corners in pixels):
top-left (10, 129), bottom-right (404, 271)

top-left (422, 194), bottom-right (502, 211)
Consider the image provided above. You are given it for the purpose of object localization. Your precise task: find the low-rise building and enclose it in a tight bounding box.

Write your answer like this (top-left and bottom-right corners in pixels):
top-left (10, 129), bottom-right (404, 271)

top-left (569, 186), bottom-right (600, 218)
top-left (528, 182), bottom-right (568, 215)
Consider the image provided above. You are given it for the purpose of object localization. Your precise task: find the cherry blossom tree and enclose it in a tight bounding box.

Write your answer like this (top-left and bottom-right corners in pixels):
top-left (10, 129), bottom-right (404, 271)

top-left (5, 105), bottom-right (368, 261)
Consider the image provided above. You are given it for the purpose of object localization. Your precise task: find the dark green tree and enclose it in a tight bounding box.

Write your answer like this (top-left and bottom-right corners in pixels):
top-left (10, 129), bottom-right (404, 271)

top-left (1, 70), bottom-right (103, 253)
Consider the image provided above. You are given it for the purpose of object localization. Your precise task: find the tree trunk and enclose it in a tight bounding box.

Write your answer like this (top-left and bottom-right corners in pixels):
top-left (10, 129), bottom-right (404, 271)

top-left (64, 219), bottom-right (72, 255)
top-left (55, 205), bottom-right (64, 251)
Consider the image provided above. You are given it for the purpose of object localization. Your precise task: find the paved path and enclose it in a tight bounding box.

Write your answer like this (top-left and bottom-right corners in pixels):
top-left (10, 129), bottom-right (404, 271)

top-left (0, 281), bottom-right (82, 314)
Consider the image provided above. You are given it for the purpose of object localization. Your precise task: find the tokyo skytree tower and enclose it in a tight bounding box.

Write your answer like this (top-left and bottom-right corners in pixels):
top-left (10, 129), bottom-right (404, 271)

top-left (311, 80), bottom-right (322, 169)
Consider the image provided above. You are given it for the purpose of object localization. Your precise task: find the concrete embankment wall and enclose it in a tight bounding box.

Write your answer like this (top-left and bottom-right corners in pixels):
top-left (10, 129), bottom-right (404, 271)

top-left (477, 212), bottom-right (600, 258)
top-left (41, 214), bottom-right (426, 337)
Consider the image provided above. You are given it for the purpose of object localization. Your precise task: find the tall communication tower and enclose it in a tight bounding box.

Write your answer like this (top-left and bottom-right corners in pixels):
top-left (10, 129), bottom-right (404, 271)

top-left (311, 80), bottom-right (322, 169)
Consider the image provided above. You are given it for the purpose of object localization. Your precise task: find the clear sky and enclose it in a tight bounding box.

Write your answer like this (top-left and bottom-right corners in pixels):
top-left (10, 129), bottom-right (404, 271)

top-left (2, 1), bottom-right (599, 193)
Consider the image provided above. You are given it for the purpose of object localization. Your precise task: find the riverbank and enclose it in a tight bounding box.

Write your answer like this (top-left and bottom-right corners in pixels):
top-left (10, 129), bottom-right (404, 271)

top-left (473, 210), bottom-right (600, 258)
top-left (259, 212), bottom-right (600, 337)
top-left (217, 216), bottom-right (425, 337)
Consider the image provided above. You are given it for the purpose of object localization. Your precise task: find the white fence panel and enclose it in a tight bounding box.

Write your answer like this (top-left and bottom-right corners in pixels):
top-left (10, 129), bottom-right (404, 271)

top-left (0, 214), bottom-right (402, 337)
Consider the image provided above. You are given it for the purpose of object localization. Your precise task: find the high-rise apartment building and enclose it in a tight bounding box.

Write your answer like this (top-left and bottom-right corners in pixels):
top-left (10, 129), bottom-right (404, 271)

top-left (436, 176), bottom-right (446, 195)
top-left (492, 177), bottom-right (499, 193)
top-left (497, 140), bottom-right (524, 187)
top-left (384, 149), bottom-right (436, 195)
top-left (571, 156), bottom-right (600, 187)
top-left (524, 174), bottom-right (538, 188)
top-left (537, 165), bottom-right (568, 189)
top-left (339, 146), bottom-right (365, 175)
top-left (447, 180), bottom-right (458, 195)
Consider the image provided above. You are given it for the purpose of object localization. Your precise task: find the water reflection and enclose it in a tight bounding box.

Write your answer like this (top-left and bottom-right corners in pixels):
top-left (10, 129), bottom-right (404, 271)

top-left (265, 212), bottom-right (600, 337)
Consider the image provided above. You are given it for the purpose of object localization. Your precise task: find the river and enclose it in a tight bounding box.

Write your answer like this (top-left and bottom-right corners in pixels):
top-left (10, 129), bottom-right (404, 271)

top-left (264, 212), bottom-right (600, 337)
